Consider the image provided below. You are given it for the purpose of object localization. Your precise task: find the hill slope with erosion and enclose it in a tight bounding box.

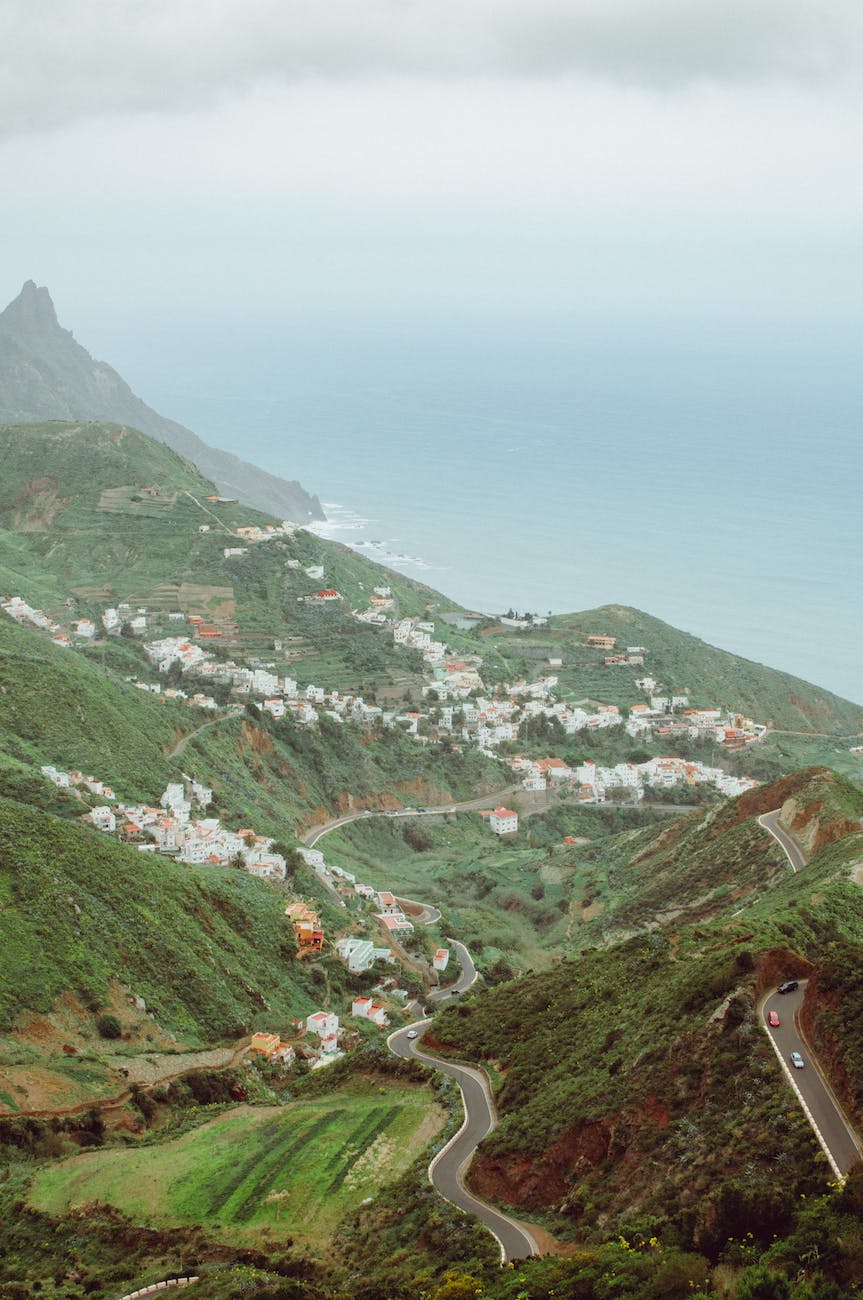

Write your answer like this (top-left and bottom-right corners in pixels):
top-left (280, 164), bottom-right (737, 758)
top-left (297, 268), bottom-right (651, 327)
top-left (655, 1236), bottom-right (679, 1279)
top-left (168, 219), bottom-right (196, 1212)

top-left (0, 794), bottom-right (328, 1104)
top-left (0, 280), bottom-right (322, 521)
top-left (558, 766), bottom-right (863, 948)
top-left (430, 769), bottom-right (863, 1245)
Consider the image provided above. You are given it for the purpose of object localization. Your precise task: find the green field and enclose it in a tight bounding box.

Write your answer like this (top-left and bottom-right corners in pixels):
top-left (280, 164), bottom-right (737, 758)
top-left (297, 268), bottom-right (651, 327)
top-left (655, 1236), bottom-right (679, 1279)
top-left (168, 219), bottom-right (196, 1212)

top-left (30, 1081), bottom-right (445, 1249)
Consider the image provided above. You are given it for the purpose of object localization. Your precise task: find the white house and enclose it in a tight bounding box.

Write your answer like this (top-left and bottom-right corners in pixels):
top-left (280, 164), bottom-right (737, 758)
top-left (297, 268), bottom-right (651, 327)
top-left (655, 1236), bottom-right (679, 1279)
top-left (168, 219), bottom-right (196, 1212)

top-left (306, 1010), bottom-right (340, 1043)
top-left (89, 806), bottom-right (116, 833)
top-left (489, 806), bottom-right (518, 835)
top-left (433, 948), bottom-right (450, 972)
top-left (351, 997), bottom-right (389, 1027)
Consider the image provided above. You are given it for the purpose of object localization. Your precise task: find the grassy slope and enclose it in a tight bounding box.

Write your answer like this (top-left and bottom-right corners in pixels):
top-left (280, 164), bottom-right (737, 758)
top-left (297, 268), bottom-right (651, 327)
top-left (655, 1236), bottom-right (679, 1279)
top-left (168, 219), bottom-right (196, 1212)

top-left (29, 1080), bottom-right (445, 1250)
top-left (0, 796), bottom-right (322, 1042)
top-left (0, 616), bottom-right (186, 802)
top-left (0, 421), bottom-right (458, 693)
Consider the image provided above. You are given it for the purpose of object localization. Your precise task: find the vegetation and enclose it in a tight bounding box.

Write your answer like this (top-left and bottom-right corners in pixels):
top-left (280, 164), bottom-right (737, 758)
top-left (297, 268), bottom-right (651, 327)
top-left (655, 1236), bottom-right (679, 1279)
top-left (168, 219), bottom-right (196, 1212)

top-left (30, 1078), bottom-right (445, 1251)
top-left (485, 603), bottom-right (863, 736)
top-left (0, 795), bottom-right (321, 1044)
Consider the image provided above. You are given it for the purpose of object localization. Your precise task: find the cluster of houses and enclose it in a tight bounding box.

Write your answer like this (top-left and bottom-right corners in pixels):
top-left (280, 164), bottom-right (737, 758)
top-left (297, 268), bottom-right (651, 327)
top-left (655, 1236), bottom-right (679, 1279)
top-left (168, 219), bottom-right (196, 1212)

top-left (249, 987), bottom-right (409, 1071)
top-left (43, 765), bottom-right (290, 881)
top-left (570, 757), bottom-right (758, 802)
top-left (41, 765), bottom-right (116, 799)
top-left (2, 594), bottom-right (95, 647)
top-left (250, 1009), bottom-right (341, 1067)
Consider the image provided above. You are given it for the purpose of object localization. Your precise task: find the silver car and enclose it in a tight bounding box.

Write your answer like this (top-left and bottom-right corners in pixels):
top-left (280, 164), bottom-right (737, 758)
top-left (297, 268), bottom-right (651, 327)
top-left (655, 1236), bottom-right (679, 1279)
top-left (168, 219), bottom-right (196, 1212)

top-left (790, 1051), bottom-right (804, 1069)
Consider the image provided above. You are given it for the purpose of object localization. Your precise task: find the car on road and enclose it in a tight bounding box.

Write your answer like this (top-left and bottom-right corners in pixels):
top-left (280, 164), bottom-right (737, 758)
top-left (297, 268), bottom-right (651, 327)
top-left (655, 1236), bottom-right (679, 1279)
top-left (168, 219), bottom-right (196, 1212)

top-left (790, 1051), bottom-right (804, 1069)
top-left (767, 1010), bottom-right (780, 1027)
top-left (778, 980), bottom-right (799, 994)
top-left (406, 1029), bottom-right (419, 1040)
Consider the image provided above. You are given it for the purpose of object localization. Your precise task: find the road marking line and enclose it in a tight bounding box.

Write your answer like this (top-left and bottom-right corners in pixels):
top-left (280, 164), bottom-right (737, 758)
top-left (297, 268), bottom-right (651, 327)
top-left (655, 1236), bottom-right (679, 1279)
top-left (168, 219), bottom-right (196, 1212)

top-left (759, 1016), bottom-right (843, 1181)
top-left (758, 812), bottom-right (803, 873)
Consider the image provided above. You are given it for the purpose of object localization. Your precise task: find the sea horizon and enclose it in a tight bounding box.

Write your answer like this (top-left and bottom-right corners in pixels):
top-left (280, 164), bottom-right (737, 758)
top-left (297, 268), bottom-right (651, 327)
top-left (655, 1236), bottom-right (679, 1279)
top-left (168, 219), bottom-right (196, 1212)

top-left (111, 312), bottom-right (862, 707)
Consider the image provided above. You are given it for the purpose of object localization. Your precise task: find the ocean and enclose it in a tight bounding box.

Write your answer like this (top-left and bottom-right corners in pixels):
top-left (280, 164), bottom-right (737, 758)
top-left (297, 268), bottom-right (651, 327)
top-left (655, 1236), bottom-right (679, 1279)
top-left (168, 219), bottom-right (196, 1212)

top-left (131, 314), bottom-right (862, 705)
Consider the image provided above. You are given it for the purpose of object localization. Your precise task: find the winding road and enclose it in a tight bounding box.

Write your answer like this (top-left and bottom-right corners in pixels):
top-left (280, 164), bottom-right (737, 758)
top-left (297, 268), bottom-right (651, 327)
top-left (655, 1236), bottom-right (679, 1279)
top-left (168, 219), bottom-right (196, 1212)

top-left (302, 805), bottom-right (537, 1260)
top-left (760, 982), bottom-right (861, 1178)
top-left (758, 809), bottom-right (807, 873)
top-left (758, 809), bottom-right (862, 1176)
top-left (388, 941), bottom-right (538, 1263)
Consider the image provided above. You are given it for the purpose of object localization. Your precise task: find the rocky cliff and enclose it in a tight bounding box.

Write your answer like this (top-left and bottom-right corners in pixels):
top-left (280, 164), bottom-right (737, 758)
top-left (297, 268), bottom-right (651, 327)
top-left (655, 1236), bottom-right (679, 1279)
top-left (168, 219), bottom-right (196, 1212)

top-left (0, 281), bottom-right (324, 523)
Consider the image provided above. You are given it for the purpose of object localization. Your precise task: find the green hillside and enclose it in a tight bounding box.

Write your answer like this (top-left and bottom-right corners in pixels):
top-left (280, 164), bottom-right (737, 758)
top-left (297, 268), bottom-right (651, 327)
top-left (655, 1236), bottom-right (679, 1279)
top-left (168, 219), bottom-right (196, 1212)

top-left (484, 603), bottom-right (863, 735)
top-left (0, 279), bottom-right (322, 521)
top-left (0, 795), bottom-right (323, 1043)
top-left (0, 615), bottom-right (186, 801)
top-left (430, 770), bottom-right (863, 1242)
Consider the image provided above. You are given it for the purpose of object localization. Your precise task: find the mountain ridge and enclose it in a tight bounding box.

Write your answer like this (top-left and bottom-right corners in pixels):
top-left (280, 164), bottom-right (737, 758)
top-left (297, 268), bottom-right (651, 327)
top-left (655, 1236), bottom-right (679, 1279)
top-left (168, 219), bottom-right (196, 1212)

top-left (0, 281), bottom-right (324, 523)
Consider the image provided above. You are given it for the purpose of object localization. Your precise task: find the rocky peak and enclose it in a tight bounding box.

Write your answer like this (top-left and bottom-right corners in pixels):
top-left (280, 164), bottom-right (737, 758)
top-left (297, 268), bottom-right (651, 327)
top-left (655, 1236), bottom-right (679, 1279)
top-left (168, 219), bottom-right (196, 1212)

top-left (0, 280), bottom-right (62, 338)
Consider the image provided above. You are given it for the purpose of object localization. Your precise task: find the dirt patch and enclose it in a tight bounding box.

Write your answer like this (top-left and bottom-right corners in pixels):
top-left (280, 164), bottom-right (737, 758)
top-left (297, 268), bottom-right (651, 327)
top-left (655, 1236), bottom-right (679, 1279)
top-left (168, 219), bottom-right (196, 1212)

top-left (468, 1119), bottom-right (611, 1208)
top-left (754, 947), bottom-right (815, 999)
top-left (177, 583), bottom-right (235, 619)
top-left (120, 1043), bottom-right (240, 1088)
top-left (239, 721), bottom-right (275, 756)
top-left (516, 1219), bottom-right (582, 1258)
top-left (852, 863), bottom-right (863, 886)
top-left (8, 475), bottom-right (69, 530)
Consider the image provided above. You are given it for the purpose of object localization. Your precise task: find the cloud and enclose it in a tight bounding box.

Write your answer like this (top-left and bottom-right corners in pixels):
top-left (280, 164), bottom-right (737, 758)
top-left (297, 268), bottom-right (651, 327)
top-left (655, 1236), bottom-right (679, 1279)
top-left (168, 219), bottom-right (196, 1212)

top-left (3, 0), bottom-right (862, 137)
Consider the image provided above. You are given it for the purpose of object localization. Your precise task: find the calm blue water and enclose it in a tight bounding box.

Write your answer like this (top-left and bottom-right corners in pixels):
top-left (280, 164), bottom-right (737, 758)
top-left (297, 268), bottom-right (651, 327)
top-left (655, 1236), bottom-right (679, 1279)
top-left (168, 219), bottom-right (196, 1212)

top-left (127, 315), bottom-right (862, 704)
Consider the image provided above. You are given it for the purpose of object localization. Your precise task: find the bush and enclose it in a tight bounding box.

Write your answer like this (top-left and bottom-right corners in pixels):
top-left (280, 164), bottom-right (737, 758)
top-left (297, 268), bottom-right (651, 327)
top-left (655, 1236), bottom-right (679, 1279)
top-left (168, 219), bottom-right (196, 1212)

top-left (96, 1014), bottom-right (122, 1039)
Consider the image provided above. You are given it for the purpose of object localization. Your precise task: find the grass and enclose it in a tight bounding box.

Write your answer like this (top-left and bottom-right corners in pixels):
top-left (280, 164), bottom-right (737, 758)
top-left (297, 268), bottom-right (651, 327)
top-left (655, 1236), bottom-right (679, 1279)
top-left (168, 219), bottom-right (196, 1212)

top-left (29, 1080), bottom-right (445, 1250)
top-left (0, 795), bottom-right (322, 1046)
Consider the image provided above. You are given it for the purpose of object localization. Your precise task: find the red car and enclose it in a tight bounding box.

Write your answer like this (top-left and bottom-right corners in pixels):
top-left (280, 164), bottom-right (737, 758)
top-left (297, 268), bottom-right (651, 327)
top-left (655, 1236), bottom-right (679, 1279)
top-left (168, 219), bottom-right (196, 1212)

top-left (767, 1010), bottom-right (780, 1027)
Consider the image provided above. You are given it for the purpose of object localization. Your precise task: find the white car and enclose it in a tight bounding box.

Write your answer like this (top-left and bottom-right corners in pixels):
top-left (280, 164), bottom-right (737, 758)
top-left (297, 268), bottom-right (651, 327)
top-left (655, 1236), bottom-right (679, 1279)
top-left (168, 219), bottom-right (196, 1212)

top-left (406, 1029), bottom-right (419, 1040)
top-left (790, 1051), bottom-right (804, 1070)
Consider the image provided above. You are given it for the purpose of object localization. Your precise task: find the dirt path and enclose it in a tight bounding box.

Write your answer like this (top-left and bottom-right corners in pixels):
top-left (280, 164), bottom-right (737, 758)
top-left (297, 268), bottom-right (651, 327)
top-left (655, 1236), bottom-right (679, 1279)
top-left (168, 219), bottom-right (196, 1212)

top-left (168, 706), bottom-right (243, 759)
top-left (11, 1038), bottom-right (251, 1121)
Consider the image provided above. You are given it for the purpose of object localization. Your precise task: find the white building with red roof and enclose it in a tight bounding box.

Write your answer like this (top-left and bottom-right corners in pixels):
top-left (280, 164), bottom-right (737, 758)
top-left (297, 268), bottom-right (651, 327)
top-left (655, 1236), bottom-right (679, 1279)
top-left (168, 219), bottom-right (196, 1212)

top-left (488, 806), bottom-right (518, 835)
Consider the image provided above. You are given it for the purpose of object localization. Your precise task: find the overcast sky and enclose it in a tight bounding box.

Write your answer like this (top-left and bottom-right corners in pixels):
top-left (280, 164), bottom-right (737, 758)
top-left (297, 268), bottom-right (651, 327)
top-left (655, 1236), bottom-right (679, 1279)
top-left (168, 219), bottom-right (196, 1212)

top-left (1, 0), bottom-right (861, 352)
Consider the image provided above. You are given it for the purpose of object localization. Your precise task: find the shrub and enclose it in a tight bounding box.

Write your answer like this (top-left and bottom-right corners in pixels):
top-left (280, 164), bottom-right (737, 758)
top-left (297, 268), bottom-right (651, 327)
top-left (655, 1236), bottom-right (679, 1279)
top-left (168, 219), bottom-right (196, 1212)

top-left (95, 1014), bottom-right (122, 1040)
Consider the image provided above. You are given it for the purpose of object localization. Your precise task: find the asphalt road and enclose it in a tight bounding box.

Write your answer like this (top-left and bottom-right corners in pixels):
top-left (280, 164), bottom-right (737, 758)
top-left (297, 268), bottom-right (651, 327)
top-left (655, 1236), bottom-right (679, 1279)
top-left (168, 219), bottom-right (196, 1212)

top-left (758, 809), bottom-right (808, 873)
top-left (762, 981), bottom-right (862, 1176)
top-left (388, 1013), bottom-right (537, 1263)
top-left (397, 897), bottom-right (443, 926)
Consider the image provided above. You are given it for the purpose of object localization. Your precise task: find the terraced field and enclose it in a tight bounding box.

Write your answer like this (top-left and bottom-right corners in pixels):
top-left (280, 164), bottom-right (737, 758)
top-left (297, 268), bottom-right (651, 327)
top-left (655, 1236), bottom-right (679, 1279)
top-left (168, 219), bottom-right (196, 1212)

top-left (29, 1081), bottom-right (445, 1249)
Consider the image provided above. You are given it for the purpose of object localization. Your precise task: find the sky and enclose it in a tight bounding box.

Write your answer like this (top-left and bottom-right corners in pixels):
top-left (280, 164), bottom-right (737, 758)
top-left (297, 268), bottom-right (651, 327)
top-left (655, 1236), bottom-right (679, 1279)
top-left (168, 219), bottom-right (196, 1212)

top-left (1, 3), bottom-right (862, 698)
top-left (1, 0), bottom-right (862, 341)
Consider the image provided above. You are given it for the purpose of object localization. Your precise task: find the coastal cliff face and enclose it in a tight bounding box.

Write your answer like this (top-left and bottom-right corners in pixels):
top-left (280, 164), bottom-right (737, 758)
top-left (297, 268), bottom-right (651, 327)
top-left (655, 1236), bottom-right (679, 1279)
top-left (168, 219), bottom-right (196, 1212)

top-left (0, 281), bottom-right (324, 523)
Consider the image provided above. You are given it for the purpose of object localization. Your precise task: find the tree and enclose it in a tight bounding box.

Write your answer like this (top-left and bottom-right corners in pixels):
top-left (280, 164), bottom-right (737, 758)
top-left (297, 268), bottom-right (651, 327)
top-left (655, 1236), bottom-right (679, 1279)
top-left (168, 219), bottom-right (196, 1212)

top-left (96, 1013), bottom-right (122, 1040)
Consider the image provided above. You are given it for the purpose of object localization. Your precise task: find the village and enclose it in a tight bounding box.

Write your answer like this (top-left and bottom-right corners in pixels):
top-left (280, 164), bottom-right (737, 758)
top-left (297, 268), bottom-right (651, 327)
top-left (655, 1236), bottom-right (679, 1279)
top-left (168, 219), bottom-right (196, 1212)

top-left (38, 761), bottom-right (452, 1070)
top-left (4, 516), bottom-right (770, 810)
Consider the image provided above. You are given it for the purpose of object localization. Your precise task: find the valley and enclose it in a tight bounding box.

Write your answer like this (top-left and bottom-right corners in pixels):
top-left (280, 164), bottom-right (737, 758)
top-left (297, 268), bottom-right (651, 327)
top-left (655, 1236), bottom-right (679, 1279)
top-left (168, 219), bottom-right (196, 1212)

top-left (1, 414), bottom-right (863, 1298)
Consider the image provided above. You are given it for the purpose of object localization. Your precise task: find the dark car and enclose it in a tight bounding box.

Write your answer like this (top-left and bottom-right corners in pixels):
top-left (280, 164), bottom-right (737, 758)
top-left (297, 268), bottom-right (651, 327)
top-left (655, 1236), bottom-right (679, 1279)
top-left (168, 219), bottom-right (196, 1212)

top-left (778, 980), bottom-right (799, 994)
